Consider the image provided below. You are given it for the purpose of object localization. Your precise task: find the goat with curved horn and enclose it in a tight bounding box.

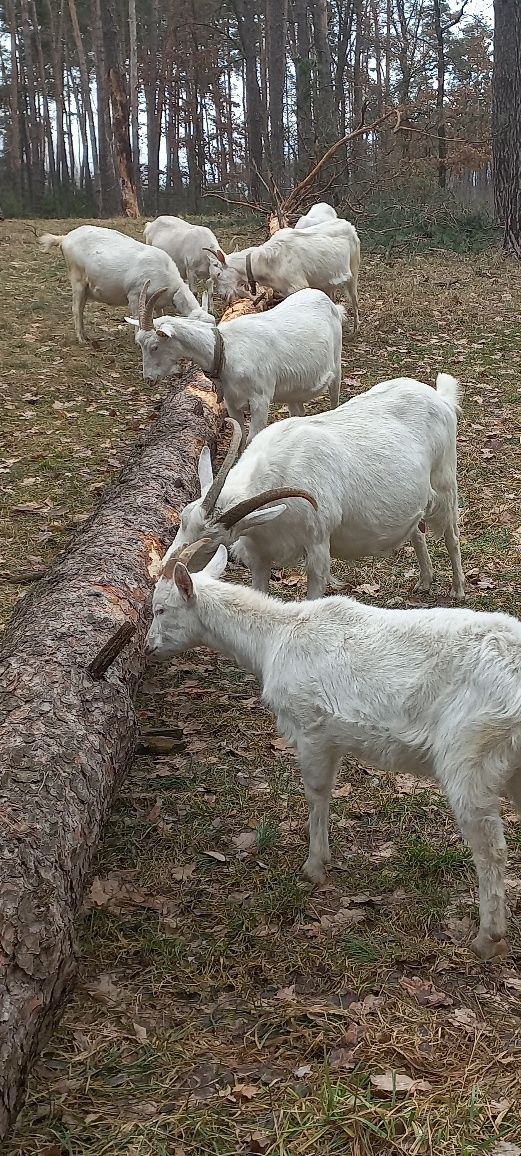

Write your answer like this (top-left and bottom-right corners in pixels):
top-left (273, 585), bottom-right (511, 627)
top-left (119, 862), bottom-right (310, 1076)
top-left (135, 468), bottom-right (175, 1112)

top-left (219, 489), bottom-right (318, 530)
top-left (201, 419), bottom-right (243, 515)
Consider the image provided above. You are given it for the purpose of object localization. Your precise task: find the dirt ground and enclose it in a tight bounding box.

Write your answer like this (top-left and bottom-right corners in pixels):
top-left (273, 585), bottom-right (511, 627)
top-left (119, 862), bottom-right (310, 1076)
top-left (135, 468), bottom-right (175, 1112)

top-left (1, 217), bottom-right (520, 1155)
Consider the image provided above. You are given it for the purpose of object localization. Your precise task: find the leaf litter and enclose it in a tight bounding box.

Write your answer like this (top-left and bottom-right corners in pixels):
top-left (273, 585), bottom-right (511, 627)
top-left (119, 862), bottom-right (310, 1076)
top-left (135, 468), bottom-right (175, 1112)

top-left (3, 229), bottom-right (521, 1155)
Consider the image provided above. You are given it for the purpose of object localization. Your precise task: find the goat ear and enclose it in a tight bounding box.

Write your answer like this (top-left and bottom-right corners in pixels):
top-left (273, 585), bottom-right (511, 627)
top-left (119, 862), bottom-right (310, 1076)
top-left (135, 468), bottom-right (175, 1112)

top-left (216, 249), bottom-right (226, 264)
top-left (174, 562), bottom-right (194, 602)
top-left (232, 504), bottom-right (287, 536)
top-left (203, 543), bottom-right (228, 579)
top-left (155, 321), bottom-right (174, 338)
top-left (125, 317), bottom-right (139, 328)
top-left (198, 445), bottom-right (214, 496)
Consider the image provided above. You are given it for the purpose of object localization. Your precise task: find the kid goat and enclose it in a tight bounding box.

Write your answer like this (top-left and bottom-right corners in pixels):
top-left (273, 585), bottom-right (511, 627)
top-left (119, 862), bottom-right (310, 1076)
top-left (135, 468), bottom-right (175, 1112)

top-left (148, 540), bottom-right (521, 962)
top-left (130, 285), bottom-right (344, 443)
top-left (39, 225), bottom-right (214, 343)
top-left (164, 375), bottom-right (466, 600)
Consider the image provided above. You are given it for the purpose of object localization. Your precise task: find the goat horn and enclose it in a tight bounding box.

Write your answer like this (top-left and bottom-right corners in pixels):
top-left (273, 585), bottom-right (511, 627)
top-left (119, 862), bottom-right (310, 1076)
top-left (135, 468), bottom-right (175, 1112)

top-left (219, 488), bottom-right (318, 531)
top-left (143, 285), bottom-right (168, 330)
top-left (161, 536), bottom-right (214, 580)
top-left (138, 279), bottom-right (151, 329)
top-left (201, 419), bottom-right (243, 515)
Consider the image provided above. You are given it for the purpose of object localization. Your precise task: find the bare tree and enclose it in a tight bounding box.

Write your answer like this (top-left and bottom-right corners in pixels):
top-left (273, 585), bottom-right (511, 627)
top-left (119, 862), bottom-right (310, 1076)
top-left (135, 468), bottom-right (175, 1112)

top-left (493, 0), bottom-right (521, 254)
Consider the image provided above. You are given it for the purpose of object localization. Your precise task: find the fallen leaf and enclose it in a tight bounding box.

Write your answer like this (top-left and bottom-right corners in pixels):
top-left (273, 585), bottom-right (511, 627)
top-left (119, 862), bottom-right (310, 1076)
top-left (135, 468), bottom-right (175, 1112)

top-left (170, 863), bottom-right (196, 882)
top-left (450, 1007), bottom-right (485, 1030)
top-left (491, 1144), bottom-right (521, 1156)
top-left (488, 1098), bottom-right (511, 1124)
top-left (133, 1022), bottom-right (147, 1042)
top-left (437, 915), bottom-right (472, 943)
top-left (332, 782), bottom-right (352, 798)
top-left (276, 984), bottom-right (297, 1001)
top-left (271, 736), bottom-right (294, 754)
top-left (370, 1072), bottom-right (432, 1095)
top-left (355, 582), bottom-right (380, 596)
top-left (293, 1064), bottom-right (312, 1078)
top-left (232, 1082), bottom-right (260, 1100)
top-left (328, 1047), bottom-right (354, 1072)
top-left (247, 1132), bottom-right (270, 1155)
top-left (147, 798), bottom-right (162, 822)
top-left (232, 830), bottom-right (257, 852)
top-left (343, 1022), bottom-right (367, 1046)
top-left (202, 850), bottom-right (227, 863)
top-left (350, 993), bottom-right (383, 1016)
top-left (399, 976), bottom-right (453, 1008)
top-left (86, 973), bottom-right (122, 1003)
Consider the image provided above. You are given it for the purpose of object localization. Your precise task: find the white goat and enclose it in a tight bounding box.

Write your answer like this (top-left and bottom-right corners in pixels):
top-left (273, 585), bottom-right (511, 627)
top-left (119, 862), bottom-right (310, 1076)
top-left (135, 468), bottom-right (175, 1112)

top-left (39, 225), bottom-right (214, 343)
top-left (148, 540), bottom-right (521, 962)
top-left (144, 214), bottom-right (221, 310)
top-left (208, 221), bottom-right (360, 332)
top-left (165, 374), bottom-right (466, 600)
top-left (294, 202), bottom-right (337, 229)
top-left (129, 287), bottom-right (344, 443)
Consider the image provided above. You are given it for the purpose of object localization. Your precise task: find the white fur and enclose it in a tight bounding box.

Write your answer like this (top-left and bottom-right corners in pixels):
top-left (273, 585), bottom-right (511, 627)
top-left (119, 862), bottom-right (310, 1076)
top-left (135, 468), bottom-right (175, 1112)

top-left (207, 220), bottom-right (360, 331)
top-left (39, 225), bottom-right (214, 343)
top-left (294, 202), bottom-right (338, 229)
top-left (166, 373), bottom-right (466, 599)
top-left (148, 547), bottom-right (521, 961)
top-left (144, 215), bottom-right (221, 311)
top-left (130, 288), bottom-right (344, 442)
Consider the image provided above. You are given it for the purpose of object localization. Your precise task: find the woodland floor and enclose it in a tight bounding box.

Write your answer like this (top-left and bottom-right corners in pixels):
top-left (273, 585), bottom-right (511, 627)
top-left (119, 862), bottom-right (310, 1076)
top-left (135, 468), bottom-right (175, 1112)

top-left (1, 217), bottom-right (521, 1156)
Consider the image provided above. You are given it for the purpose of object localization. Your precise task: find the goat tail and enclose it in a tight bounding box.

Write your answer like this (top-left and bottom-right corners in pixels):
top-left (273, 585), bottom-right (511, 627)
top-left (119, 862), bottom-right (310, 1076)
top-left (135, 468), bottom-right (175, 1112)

top-left (39, 232), bottom-right (64, 253)
top-left (435, 372), bottom-right (463, 418)
top-left (335, 303), bottom-right (348, 325)
top-left (143, 222), bottom-right (152, 243)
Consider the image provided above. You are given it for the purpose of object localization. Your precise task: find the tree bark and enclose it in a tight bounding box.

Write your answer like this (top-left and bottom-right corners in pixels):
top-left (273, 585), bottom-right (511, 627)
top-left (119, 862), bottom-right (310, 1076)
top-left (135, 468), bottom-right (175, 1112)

top-left (91, 0), bottom-right (119, 215)
top-left (102, 0), bottom-right (139, 218)
top-left (311, 0), bottom-right (337, 151)
top-left (67, 0), bottom-right (102, 212)
top-left (265, 0), bottom-right (289, 189)
top-left (6, 0), bottom-right (23, 201)
top-left (19, 0), bottom-right (44, 208)
top-left (0, 374), bottom-right (223, 1142)
top-left (128, 0), bottom-right (142, 206)
top-left (291, 0), bottom-right (313, 177)
top-left (232, 0), bottom-right (264, 201)
top-left (493, 0), bottom-right (521, 252)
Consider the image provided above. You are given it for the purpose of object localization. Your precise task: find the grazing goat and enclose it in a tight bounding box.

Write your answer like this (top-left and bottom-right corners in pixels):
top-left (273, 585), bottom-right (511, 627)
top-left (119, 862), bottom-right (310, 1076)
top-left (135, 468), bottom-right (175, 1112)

top-left (144, 214), bottom-right (221, 309)
top-left (207, 221), bottom-right (360, 332)
top-left (148, 540), bottom-right (521, 962)
top-left (129, 286), bottom-right (344, 443)
top-left (164, 375), bottom-right (466, 600)
top-left (294, 202), bottom-right (338, 229)
top-left (39, 225), bottom-right (214, 343)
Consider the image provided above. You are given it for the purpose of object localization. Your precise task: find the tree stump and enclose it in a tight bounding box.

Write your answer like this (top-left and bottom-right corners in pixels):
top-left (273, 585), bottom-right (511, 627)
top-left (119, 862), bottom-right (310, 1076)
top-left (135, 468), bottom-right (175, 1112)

top-left (0, 370), bottom-right (223, 1140)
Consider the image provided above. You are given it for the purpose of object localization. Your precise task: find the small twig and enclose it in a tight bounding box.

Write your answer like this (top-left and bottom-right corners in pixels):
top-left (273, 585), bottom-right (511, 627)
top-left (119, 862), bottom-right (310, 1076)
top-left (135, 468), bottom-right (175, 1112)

top-left (87, 621), bottom-right (137, 680)
top-left (0, 569), bottom-right (47, 585)
top-left (201, 190), bottom-right (268, 214)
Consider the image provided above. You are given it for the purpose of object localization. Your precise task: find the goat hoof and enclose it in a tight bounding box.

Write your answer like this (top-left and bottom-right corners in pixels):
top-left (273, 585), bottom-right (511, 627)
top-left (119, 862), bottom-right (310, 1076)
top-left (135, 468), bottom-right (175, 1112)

top-left (302, 859), bottom-right (327, 886)
top-left (414, 582), bottom-right (432, 595)
top-left (471, 930), bottom-right (509, 961)
top-left (450, 587), bottom-right (466, 602)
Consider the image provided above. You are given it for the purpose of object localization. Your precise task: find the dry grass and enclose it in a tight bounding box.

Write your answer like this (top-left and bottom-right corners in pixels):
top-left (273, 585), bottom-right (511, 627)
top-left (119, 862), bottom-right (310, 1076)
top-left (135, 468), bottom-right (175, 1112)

top-left (1, 218), bottom-right (521, 1156)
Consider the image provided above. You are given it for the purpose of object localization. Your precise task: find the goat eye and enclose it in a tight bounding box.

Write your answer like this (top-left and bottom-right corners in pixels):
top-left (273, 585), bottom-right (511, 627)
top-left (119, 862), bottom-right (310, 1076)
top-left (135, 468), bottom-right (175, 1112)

top-left (156, 608), bottom-right (165, 617)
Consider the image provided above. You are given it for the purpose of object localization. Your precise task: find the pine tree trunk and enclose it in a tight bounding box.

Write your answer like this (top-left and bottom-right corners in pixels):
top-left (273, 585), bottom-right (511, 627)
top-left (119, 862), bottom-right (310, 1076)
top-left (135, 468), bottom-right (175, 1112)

top-left (311, 0), bottom-right (337, 151)
top-left (20, 0), bottom-right (44, 208)
top-left (31, 0), bottom-right (57, 192)
top-left (67, 0), bottom-right (102, 212)
top-left (265, 0), bottom-right (288, 189)
top-left (0, 375), bottom-right (223, 1143)
top-left (91, 0), bottom-right (119, 215)
top-left (102, 0), bottom-right (139, 218)
top-left (233, 0), bottom-right (264, 200)
top-left (128, 0), bottom-right (142, 207)
top-left (6, 0), bottom-right (23, 201)
top-left (493, 0), bottom-right (521, 249)
top-left (292, 0), bottom-right (313, 177)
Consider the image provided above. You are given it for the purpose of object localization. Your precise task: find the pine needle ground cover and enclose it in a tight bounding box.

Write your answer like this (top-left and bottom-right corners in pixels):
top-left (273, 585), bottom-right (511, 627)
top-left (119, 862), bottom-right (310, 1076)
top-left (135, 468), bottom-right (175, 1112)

top-left (1, 218), bottom-right (520, 1156)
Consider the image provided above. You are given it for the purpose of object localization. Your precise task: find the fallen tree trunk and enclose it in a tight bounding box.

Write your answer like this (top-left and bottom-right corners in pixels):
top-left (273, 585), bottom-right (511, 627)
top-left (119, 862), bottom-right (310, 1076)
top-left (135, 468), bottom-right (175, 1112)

top-left (0, 371), bottom-right (223, 1140)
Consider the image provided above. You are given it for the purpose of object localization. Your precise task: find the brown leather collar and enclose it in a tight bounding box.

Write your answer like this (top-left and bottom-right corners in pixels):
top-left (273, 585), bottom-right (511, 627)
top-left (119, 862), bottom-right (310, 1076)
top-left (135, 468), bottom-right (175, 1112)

top-left (245, 252), bottom-right (256, 294)
top-left (211, 327), bottom-right (225, 378)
